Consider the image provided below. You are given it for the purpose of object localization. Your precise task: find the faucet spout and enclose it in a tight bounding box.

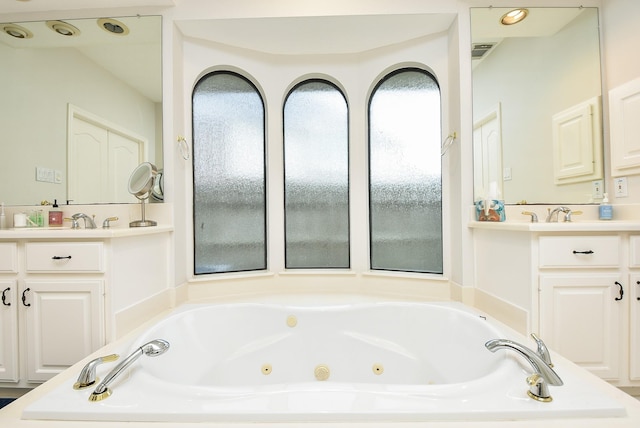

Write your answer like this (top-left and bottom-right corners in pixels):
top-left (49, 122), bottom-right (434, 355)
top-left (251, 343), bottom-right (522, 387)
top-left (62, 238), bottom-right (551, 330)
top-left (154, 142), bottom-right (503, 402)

top-left (545, 206), bottom-right (570, 223)
top-left (71, 213), bottom-right (97, 229)
top-left (486, 337), bottom-right (563, 401)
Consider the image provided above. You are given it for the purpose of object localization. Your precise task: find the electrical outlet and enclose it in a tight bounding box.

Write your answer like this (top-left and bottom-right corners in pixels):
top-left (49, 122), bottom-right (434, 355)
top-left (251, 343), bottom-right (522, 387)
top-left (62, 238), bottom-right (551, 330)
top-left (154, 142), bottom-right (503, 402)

top-left (615, 176), bottom-right (629, 198)
top-left (35, 167), bottom-right (54, 183)
top-left (592, 179), bottom-right (604, 199)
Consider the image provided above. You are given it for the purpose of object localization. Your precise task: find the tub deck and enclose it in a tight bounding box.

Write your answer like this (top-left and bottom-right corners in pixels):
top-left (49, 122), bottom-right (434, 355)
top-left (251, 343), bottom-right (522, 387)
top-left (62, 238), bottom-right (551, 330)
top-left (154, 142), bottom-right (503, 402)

top-left (18, 301), bottom-right (631, 423)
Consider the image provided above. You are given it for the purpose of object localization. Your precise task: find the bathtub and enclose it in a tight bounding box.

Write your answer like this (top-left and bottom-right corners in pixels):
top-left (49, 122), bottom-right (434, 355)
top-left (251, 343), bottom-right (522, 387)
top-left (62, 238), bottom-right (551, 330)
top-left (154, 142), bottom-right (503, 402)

top-left (23, 298), bottom-right (626, 423)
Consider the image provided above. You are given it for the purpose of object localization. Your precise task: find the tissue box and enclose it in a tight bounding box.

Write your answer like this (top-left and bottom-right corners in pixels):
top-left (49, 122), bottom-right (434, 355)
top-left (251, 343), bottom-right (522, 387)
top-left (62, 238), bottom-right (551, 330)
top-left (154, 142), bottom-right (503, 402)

top-left (475, 200), bottom-right (506, 222)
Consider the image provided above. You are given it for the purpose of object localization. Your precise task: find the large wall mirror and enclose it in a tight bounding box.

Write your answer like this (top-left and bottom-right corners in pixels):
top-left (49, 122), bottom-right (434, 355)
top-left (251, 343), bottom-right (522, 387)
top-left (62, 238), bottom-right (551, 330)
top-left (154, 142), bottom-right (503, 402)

top-left (471, 7), bottom-right (602, 205)
top-left (0, 15), bottom-right (162, 206)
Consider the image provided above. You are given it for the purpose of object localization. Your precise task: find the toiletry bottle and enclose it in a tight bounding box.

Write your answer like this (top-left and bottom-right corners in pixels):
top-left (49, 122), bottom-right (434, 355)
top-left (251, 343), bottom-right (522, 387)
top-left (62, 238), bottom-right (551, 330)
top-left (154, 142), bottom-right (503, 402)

top-left (49, 200), bottom-right (63, 227)
top-left (599, 193), bottom-right (613, 220)
top-left (0, 203), bottom-right (5, 230)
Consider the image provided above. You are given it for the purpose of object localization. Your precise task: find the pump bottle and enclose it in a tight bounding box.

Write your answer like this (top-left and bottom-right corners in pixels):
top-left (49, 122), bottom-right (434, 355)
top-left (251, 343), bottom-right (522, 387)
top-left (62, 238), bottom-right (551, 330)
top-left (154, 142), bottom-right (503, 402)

top-left (599, 193), bottom-right (613, 220)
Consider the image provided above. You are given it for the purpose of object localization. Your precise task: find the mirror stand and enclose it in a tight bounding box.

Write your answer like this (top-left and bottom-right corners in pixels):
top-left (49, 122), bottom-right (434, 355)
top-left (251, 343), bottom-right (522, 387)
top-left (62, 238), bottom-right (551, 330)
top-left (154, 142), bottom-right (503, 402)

top-left (130, 198), bottom-right (157, 228)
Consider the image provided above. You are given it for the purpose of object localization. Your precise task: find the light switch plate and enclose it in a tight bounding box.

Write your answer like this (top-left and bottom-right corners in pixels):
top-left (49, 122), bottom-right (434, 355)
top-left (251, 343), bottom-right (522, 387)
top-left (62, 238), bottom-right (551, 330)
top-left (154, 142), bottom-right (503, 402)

top-left (592, 179), bottom-right (604, 199)
top-left (615, 176), bottom-right (628, 197)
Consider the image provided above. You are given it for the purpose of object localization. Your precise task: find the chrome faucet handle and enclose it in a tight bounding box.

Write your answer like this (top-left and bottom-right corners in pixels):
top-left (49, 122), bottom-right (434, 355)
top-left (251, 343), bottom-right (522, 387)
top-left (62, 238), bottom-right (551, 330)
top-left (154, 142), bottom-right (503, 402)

top-left (521, 211), bottom-right (538, 223)
top-left (102, 216), bottom-right (119, 228)
top-left (65, 217), bottom-right (80, 229)
top-left (73, 354), bottom-right (119, 389)
top-left (530, 333), bottom-right (553, 367)
top-left (563, 210), bottom-right (582, 222)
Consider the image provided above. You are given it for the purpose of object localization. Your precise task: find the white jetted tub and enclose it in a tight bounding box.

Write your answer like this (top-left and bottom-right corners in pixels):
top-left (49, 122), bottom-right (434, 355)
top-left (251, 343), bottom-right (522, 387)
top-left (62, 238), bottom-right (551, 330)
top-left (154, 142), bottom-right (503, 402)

top-left (23, 299), bottom-right (626, 422)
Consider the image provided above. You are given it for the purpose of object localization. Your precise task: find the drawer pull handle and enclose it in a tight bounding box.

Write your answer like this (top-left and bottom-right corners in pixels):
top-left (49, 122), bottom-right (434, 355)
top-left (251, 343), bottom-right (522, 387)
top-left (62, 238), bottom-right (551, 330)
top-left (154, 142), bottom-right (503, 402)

top-left (1, 287), bottom-right (10, 306)
top-left (52, 255), bottom-right (72, 260)
top-left (22, 288), bottom-right (31, 307)
top-left (615, 282), bottom-right (624, 301)
top-left (572, 250), bottom-right (594, 255)
top-left (637, 281), bottom-right (640, 301)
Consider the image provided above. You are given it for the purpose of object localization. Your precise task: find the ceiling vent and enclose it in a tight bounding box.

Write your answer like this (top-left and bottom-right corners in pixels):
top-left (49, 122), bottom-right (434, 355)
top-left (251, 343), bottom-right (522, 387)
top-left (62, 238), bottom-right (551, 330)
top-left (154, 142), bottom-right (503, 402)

top-left (471, 42), bottom-right (496, 59)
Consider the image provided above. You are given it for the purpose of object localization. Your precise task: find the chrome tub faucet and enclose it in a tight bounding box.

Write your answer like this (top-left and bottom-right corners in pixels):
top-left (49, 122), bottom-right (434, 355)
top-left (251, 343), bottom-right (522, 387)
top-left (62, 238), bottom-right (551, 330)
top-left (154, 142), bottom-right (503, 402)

top-left (485, 334), bottom-right (563, 402)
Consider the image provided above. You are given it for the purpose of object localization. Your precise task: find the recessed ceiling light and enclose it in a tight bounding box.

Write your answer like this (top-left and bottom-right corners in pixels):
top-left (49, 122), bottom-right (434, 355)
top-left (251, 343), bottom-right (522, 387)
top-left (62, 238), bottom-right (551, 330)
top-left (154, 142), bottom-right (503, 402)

top-left (98, 18), bottom-right (130, 36)
top-left (500, 8), bottom-right (529, 26)
top-left (2, 24), bottom-right (32, 39)
top-left (46, 20), bottom-right (81, 37)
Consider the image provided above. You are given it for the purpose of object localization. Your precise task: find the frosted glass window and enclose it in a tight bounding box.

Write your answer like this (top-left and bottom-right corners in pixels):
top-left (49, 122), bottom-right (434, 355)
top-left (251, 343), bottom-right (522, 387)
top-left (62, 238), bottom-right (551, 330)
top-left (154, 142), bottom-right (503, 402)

top-left (369, 69), bottom-right (443, 273)
top-left (192, 71), bottom-right (266, 274)
top-left (284, 80), bottom-right (349, 268)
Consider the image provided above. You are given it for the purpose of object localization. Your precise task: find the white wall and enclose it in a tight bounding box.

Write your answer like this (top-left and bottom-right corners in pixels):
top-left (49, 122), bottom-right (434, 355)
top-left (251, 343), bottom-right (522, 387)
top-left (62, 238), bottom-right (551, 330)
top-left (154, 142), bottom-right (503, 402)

top-left (601, 0), bottom-right (640, 204)
top-left (0, 44), bottom-right (159, 205)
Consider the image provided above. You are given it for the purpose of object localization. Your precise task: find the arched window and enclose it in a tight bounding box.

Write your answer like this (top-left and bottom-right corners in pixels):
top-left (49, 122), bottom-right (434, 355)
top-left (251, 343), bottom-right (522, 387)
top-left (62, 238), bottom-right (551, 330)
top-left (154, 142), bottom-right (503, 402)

top-left (192, 71), bottom-right (266, 274)
top-left (368, 68), bottom-right (442, 273)
top-left (283, 79), bottom-right (349, 268)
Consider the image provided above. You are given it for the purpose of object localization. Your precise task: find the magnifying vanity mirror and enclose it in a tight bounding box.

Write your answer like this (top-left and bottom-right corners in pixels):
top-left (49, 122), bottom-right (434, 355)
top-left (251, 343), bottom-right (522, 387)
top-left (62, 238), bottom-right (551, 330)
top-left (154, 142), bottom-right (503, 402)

top-left (0, 15), bottom-right (162, 206)
top-left (471, 7), bottom-right (603, 205)
top-left (128, 162), bottom-right (157, 227)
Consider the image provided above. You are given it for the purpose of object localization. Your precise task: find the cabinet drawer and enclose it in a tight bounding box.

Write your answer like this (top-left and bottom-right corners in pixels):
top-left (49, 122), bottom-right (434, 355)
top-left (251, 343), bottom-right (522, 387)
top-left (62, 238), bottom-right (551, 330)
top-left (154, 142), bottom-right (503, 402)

top-left (0, 243), bottom-right (18, 272)
top-left (539, 236), bottom-right (620, 268)
top-left (25, 242), bottom-right (104, 272)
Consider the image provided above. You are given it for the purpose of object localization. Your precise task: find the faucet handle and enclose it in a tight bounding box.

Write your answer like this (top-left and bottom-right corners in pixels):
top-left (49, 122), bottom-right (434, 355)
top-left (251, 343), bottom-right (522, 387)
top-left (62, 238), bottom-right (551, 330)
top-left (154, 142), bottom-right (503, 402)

top-left (65, 217), bottom-right (79, 229)
top-left (563, 210), bottom-right (582, 222)
top-left (521, 211), bottom-right (538, 223)
top-left (73, 354), bottom-right (119, 389)
top-left (530, 333), bottom-right (553, 367)
top-left (102, 217), bottom-right (119, 229)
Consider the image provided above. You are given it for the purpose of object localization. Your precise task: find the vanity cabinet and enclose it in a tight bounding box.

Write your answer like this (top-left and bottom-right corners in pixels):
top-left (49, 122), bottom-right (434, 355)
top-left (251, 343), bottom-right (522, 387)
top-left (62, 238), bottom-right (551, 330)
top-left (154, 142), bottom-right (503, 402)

top-left (0, 227), bottom-right (172, 390)
top-left (0, 241), bottom-right (105, 387)
top-left (627, 236), bottom-right (640, 381)
top-left (471, 224), bottom-right (640, 388)
top-left (538, 235), bottom-right (623, 380)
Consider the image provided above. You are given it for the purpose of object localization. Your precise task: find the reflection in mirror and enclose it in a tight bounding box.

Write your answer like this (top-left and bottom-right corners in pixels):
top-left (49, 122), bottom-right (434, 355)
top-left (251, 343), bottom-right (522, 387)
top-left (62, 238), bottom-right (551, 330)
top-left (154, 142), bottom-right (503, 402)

top-left (471, 7), bottom-right (602, 205)
top-left (0, 15), bottom-right (162, 206)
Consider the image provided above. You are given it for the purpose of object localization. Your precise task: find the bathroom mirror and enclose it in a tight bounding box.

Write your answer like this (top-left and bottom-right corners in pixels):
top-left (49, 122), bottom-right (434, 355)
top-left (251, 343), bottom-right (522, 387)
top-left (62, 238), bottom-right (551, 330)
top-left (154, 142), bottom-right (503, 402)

top-left (0, 15), bottom-right (162, 206)
top-left (471, 7), bottom-right (603, 205)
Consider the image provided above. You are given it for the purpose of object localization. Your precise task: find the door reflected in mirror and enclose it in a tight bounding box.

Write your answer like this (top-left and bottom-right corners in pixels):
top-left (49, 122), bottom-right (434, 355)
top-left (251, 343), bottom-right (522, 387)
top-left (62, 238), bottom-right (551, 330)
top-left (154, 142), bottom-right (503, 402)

top-left (471, 7), bottom-right (602, 205)
top-left (0, 15), bottom-right (162, 206)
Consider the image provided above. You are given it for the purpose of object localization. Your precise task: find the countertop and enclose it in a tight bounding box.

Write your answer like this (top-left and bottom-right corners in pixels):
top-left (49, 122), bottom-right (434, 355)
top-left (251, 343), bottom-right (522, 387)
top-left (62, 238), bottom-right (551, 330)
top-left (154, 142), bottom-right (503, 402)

top-left (469, 220), bottom-right (640, 232)
top-left (0, 225), bottom-right (173, 240)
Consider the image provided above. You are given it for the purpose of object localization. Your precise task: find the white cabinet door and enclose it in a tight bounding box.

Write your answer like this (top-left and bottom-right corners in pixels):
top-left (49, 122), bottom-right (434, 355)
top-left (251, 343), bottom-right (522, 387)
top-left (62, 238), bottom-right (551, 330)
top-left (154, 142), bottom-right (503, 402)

top-left (631, 274), bottom-right (640, 380)
top-left (23, 280), bottom-right (104, 383)
top-left (0, 281), bottom-right (18, 382)
top-left (539, 273), bottom-right (622, 380)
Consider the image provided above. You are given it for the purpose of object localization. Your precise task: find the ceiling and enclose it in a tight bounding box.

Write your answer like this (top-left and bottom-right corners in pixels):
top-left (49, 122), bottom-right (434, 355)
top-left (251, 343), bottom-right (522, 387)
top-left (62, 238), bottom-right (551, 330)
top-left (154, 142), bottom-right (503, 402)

top-left (0, 15), bottom-right (162, 102)
top-left (471, 7), bottom-right (585, 43)
top-left (175, 14), bottom-right (457, 55)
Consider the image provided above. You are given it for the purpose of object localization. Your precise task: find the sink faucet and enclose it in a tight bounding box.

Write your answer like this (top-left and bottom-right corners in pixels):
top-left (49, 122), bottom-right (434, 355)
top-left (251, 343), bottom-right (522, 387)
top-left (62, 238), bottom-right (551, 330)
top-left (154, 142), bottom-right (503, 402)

top-left (485, 334), bottom-right (563, 402)
top-left (545, 206), bottom-right (570, 222)
top-left (71, 213), bottom-right (97, 229)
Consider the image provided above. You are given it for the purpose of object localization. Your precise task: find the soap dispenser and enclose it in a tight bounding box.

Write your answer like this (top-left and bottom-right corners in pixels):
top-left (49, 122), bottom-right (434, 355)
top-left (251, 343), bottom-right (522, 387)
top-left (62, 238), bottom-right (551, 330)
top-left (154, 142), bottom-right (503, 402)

top-left (599, 193), bottom-right (613, 220)
top-left (48, 200), bottom-right (63, 227)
